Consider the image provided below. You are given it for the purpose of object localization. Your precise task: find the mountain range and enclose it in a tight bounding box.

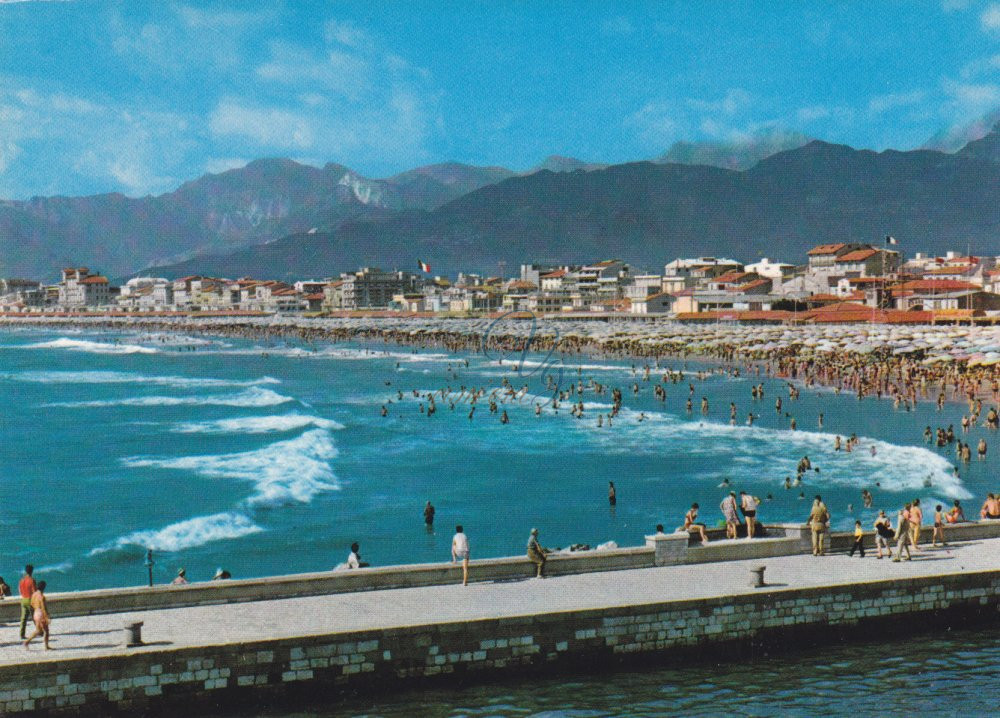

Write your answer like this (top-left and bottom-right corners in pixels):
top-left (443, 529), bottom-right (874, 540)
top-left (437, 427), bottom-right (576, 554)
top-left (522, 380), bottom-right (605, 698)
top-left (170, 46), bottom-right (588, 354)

top-left (2, 125), bottom-right (1000, 282)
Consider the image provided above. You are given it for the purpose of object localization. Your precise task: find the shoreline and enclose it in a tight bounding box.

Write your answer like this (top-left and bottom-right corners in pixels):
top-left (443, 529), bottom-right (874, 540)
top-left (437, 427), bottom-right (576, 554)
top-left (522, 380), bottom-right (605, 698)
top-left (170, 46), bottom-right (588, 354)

top-left (3, 313), bottom-right (999, 407)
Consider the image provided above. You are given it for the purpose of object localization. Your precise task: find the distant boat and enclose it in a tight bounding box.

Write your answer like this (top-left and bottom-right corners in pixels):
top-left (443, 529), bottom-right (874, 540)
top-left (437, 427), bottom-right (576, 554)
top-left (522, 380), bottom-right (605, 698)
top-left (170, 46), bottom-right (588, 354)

top-left (307, 227), bottom-right (318, 234)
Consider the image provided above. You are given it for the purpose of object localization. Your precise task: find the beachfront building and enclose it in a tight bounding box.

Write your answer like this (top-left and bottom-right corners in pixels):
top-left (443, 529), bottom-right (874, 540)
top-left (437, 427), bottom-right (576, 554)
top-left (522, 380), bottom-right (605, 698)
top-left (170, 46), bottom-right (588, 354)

top-left (500, 280), bottom-right (538, 311)
top-left (58, 267), bottom-right (113, 309)
top-left (524, 292), bottom-right (571, 313)
top-left (0, 278), bottom-right (46, 310)
top-left (117, 277), bottom-right (174, 311)
top-left (833, 247), bottom-right (900, 278)
top-left (624, 274), bottom-right (665, 301)
top-left (339, 268), bottom-right (424, 309)
top-left (445, 285), bottom-right (502, 313)
top-left (745, 257), bottom-right (796, 280)
top-left (322, 281), bottom-right (345, 311)
top-left (662, 257), bottom-right (742, 292)
top-left (805, 243), bottom-right (868, 270)
top-left (630, 292), bottom-right (676, 314)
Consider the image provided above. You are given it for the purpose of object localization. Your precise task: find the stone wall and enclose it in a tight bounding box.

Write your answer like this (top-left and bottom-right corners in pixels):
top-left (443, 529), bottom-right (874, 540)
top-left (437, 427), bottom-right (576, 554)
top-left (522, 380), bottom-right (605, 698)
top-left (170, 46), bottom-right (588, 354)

top-left (5, 567), bottom-right (1000, 716)
top-left (4, 520), bottom-right (997, 625)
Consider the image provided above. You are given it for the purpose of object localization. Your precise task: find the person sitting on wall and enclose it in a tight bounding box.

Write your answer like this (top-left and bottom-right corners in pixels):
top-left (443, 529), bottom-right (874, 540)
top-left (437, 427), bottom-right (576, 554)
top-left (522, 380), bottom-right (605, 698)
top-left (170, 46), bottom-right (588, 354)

top-left (946, 499), bottom-right (966, 524)
top-left (683, 504), bottom-right (709, 545)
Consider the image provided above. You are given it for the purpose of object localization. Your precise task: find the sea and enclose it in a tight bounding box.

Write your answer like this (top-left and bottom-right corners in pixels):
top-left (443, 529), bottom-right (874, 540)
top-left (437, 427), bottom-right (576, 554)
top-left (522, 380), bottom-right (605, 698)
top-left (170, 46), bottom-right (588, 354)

top-left (2, 325), bottom-right (998, 715)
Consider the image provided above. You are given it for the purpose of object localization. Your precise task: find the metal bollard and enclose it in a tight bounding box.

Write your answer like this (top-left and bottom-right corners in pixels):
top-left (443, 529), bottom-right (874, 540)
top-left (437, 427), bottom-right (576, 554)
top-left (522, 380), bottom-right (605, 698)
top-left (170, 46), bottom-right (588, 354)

top-left (750, 565), bottom-right (766, 588)
top-left (124, 621), bottom-right (144, 648)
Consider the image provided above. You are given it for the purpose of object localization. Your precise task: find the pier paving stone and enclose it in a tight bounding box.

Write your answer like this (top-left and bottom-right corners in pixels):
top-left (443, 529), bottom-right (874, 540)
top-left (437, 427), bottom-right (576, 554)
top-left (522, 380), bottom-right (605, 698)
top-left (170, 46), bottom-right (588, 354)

top-left (1, 537), bottom-right (998, 668)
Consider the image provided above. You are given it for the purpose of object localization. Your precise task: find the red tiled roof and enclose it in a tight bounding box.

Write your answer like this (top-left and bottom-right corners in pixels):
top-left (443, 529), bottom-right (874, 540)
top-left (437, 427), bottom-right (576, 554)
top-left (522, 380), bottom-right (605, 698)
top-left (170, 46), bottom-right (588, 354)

top-left (738, 279), bottom-right (771, 291)
top-left (79, 276), bottom-right (109, 284)
top-left (807, 243), bottom-right (848, 256)
top-left (541, 269), bottom-right (567, 278)
top-left (837, 248), bottom-right (878, 262)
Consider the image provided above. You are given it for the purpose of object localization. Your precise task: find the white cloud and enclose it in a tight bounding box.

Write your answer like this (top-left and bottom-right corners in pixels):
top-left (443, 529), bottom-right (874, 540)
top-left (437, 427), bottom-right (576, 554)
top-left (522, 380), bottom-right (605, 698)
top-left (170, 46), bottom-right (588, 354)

top-left (324, 19), bottom-right (369, 48)
top-left (209, 19), bottom-right (439, 168)
top-left (208, 100), bottom-right (316, 150)
top-left (601, 16), bottom-right (634, 36)
top-left (943, 79), bottom-right (1000, 106)
top-left (0, 81), bottom-right (190, 197)
top-left (868, 90), bottom-right (926, 114)
top-left (796, 105), bottom-right (831, 122)
top-left (982, 3), bottom-right (1000, 29)
top-left (961, 54), bottom-right (1000, 78)
top-left (686, 88), bottom-right (753, 116)
top-left (255, 43), bottom-right (370, 100)
top-left (203, 157), bottom-right (248, 175)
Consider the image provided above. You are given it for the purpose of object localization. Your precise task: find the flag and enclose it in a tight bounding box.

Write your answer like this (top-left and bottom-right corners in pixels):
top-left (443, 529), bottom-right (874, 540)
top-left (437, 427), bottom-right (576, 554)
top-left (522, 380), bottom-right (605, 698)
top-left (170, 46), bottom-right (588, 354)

top-left (418, 259), bottom-right (431, 273)
top-left (885, 235), bottom-right (898, 245)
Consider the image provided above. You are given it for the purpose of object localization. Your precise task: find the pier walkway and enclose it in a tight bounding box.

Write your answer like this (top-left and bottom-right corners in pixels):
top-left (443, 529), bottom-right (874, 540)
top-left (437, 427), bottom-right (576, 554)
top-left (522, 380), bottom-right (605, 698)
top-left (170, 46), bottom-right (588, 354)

top-left (0, 535), bottom-right (996, 667)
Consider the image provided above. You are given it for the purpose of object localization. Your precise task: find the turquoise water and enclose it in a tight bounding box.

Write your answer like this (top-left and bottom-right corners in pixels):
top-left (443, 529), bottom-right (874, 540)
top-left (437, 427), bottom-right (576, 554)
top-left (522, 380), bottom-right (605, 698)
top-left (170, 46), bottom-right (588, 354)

top-left (0, 327), bottom-right (992, 591)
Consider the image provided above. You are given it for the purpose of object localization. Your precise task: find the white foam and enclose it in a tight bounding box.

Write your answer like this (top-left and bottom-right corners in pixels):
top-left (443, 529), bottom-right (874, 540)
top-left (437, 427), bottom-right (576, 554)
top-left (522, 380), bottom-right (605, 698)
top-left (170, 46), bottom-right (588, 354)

top-left (174, 414), bottom-right (344, 434)
top-left (123, 428), bottom-right (339, 506)
top-left (90, 513), bottom-right (263, 554)
top-left (13, 370), bottom-right (280, 389)
top-left (46, 387), bottom-right (294, 408)
top-left (21, 337), bottom-right (158, 354)
top-left (35, 561), bottom-right (73, 574)
top-left (580, 407), bottom-right (971, 500)
top-left (203, 345), bottom-right (455, 362)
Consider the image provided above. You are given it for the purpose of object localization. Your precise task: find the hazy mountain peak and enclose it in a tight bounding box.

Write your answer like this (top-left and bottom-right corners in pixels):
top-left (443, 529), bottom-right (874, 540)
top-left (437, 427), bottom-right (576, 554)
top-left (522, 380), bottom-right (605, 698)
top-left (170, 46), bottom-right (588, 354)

top-left (955, 121), bottom-right (1000, 164)
top-left (658, 129), bottom-right (812, 170)
top-left (530, 156), bottom-right (607, 173)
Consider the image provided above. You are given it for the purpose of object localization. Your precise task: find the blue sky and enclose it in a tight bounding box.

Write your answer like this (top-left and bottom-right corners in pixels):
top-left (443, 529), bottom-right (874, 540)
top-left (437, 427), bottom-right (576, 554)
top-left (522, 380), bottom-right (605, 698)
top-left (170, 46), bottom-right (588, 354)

top-left (1, 0), bottom-right (1000, 198)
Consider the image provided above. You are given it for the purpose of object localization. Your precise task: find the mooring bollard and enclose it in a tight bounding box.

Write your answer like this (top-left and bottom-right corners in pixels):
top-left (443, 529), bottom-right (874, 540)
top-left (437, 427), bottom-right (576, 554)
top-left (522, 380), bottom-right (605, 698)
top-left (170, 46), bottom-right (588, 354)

top-left (750, 565), bottom-right (766, 588)
top-left (124, 621), bottom-right (144, 648)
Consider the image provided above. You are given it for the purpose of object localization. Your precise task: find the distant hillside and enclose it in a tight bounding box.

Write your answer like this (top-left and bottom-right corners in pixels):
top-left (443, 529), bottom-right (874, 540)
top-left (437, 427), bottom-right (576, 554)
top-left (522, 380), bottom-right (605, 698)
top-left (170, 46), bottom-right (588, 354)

top-left (0, 159), bottom-right (513, 281)
top-left (658, 129), bottom-right (813, 170)
top-left (151, 139), bottom-right (1000, 280)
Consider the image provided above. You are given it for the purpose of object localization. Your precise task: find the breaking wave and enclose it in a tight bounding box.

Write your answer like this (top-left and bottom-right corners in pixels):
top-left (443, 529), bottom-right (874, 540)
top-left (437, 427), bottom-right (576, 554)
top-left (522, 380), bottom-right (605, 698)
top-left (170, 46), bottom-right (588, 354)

top-left (122, 428), bottom-right (339, 506)
top-left (45, 387), bottom-right (294, 408)
top-left (173, 414), bottom-right (344, 434)
top-left (12, 370), bottom-right (280, 389)
top-left (90, 512), bottom-right (263, 554)
top-left (21, 337), bottom-right (159, 354)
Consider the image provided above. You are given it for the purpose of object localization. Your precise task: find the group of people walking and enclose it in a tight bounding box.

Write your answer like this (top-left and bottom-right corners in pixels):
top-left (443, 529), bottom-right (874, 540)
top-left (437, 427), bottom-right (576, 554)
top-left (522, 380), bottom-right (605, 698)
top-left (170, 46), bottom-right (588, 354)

top-left (0, 565), bottom-right (51, 650)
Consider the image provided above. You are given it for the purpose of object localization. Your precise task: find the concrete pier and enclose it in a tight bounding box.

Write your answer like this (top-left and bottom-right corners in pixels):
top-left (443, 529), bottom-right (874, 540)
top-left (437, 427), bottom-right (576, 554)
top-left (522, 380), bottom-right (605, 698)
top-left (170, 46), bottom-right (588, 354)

top-left (2, 527), bottom-right (1000, 715)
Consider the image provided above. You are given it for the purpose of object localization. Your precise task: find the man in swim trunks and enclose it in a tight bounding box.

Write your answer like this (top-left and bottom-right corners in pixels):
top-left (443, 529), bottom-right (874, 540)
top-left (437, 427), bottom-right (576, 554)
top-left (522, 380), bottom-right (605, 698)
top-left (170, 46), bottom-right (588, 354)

top-left (982, 494), bottom-right (1000, 519)
top-left (909, 499), bottom-right (923, 551)
top-left (740, 491), bottom-right (759, 540)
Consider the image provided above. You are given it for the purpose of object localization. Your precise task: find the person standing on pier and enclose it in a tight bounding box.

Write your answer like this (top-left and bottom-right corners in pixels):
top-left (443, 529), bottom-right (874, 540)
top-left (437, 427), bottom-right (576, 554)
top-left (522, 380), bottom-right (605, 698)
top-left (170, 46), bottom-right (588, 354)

top-left (22, 580), bottom-right (50, 651)
top-left (892, 504), bottom-right (913, 562)
top-left (18, 565), bottom-right (36, 640)
top-left (451, 525), bottom-right (470, 586)
top-left (527, 528), bottom-right (548, 578)
top-left (910, 499), bottom-right (923, 552)
top-left (740, 491), bottom-right (759, 540)
top-left (807, 496), bottom-right (829, 556)
top-left (721, 492), bottom-right (741, 539)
